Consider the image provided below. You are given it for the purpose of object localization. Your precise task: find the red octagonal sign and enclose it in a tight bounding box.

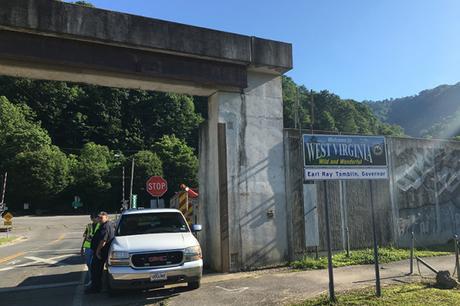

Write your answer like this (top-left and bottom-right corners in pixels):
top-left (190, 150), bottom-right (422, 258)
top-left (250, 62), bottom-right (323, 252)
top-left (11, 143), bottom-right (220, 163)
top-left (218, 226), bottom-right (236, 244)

top-left (146, 176), bottom-right (168, 197)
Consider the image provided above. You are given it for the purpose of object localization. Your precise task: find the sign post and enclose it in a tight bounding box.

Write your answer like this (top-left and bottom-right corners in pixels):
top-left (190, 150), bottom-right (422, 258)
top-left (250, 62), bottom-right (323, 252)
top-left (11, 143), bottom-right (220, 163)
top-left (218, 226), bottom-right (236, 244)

top-left (3, 212), bottom-right (13, 238)
top-left (323, 181), bottom-right (336, 302)
top-left (303, 134), bottom-right (388, 300)
top-left (131, 194), bottom-right (138, 209)
top-left (72, 196), bottom-right (82, 209)
top-left (369, 180), bottom-right (381, 296)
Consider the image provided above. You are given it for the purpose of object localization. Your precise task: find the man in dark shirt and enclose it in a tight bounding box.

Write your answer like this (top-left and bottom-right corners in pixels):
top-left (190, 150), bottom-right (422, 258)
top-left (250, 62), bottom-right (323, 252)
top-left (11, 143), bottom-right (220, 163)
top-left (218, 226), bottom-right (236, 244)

top-left (85, 211), bottom-right (115, 293)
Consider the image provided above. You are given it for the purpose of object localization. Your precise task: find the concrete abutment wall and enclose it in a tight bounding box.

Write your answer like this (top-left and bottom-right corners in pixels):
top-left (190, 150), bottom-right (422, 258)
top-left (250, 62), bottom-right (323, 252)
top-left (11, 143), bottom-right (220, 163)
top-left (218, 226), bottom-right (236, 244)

top-left (199, 72), bottom-right (288, 272)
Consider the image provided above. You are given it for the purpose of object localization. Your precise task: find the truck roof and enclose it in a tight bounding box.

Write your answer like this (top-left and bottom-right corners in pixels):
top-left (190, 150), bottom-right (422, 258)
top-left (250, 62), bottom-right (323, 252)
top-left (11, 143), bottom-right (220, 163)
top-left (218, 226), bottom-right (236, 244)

top-left (121, 208), bottom-right (181, 215)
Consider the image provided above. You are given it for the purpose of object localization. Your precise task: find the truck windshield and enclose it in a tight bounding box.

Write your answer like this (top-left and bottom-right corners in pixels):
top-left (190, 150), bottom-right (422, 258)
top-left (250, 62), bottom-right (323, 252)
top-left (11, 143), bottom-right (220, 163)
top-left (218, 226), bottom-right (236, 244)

top-left (117, 212), bottom-right (189, 236)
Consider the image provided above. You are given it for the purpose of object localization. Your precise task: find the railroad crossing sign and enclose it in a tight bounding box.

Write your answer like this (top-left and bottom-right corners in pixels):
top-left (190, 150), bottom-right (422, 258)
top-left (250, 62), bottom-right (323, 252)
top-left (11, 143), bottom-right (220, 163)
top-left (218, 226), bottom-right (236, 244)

top-left (146, 176), bottom-right (168, 197)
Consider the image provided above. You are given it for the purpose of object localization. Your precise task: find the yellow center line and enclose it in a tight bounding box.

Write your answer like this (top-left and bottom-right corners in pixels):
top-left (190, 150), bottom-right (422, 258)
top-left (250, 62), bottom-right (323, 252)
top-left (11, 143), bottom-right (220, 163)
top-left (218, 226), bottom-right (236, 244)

top-left (0, 252), bottom-right (25, 264)
top-left (47, 233), bottom-right (66, 245)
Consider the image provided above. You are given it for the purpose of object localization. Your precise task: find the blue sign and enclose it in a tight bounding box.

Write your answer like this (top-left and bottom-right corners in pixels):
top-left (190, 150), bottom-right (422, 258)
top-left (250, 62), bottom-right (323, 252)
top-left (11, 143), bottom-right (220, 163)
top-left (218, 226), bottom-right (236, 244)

top-left (303, 134), bottom-right (388, 180)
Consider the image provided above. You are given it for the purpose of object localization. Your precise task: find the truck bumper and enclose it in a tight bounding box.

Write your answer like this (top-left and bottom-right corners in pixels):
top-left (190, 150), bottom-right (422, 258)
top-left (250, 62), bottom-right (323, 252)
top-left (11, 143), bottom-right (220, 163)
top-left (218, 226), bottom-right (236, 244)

top-left (107, 260), bottom-right (203, 290)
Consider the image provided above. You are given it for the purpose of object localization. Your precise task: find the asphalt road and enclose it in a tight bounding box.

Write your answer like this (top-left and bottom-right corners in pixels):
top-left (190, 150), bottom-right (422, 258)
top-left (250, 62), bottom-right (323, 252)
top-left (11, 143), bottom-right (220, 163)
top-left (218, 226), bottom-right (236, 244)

top-left (0, 215), bottom-right (195, 306)
top-left (0, 215), bottom-right (89, 306)
top-left (1, 216), bottom-right (456, 306)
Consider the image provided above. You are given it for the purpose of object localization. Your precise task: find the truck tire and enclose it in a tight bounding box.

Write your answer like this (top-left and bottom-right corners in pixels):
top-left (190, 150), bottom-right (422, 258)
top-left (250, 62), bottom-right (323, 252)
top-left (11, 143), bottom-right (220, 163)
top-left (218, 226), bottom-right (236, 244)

top-left (187, 280), bottom-right (201, 290)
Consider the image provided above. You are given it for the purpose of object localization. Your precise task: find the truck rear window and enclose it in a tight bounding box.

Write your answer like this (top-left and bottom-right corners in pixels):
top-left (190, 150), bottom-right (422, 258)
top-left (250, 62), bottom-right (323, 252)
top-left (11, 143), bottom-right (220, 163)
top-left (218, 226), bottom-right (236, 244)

top-left (117, 212), bottom-right (189, 236)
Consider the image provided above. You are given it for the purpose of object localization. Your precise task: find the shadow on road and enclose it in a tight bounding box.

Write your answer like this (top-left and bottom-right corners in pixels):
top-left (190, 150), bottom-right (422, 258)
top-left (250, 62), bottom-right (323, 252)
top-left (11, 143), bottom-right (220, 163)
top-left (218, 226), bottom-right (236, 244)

top-left (86, 284), bottom-right (192, 305)
top-left (18, 271), bottom-right (82, 287)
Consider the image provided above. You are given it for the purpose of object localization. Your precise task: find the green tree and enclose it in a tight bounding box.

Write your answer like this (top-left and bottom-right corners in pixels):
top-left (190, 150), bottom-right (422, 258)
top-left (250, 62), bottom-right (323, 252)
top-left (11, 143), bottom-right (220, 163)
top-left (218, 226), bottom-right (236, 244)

top-left (153, 135), bottom-right (198, 197)
top-left (130, 151), bottom-right (163, 207)
top-left (0, 96), bottom-right (51, 168)
top-left (72, 142), bottom-right (115, 211)
top-left (73, 1), bottom-right (94, 7)
top-left (7, 145), bottom-right (72, 210)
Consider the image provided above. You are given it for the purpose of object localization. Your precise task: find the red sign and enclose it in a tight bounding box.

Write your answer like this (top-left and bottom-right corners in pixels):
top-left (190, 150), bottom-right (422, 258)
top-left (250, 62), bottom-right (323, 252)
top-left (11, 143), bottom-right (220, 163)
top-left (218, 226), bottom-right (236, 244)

top-left (146, 176), bottom-right (168, 197)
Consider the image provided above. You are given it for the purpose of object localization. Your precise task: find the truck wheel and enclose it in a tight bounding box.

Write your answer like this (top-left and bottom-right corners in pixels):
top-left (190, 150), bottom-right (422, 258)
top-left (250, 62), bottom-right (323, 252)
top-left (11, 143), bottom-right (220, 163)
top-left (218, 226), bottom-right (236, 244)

top-left (187, 280), bottom-right (201, 290)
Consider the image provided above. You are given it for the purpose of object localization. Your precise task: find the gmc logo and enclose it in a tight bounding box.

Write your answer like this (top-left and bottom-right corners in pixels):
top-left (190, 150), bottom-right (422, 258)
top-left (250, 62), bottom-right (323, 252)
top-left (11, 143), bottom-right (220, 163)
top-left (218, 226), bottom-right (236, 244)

top-left (148, 256), bottom-right (167, 262)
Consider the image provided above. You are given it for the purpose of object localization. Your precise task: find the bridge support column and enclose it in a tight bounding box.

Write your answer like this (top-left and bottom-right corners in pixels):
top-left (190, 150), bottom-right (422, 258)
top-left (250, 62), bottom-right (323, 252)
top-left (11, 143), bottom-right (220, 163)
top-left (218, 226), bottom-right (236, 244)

top-left (199, 71), bottom-right (288, 272)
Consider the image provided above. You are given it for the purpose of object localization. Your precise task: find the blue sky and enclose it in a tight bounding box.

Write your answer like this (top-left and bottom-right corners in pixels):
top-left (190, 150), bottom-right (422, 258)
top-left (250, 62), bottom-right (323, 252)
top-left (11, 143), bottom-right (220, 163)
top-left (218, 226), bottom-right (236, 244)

top-left (71, 0), bottom-right (460, 101)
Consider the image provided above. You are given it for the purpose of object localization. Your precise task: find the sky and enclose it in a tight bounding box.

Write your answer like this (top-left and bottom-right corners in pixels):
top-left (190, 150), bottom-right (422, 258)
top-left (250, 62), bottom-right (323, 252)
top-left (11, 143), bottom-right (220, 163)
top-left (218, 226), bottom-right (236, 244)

top-left (69, 0), bottom-right (460, 101)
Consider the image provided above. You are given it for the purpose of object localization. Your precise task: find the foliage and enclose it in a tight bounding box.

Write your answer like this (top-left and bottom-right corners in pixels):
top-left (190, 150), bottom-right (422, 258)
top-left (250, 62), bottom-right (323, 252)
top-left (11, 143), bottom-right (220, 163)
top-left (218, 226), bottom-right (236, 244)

top-left (7, 145), bottom-right (72, 208)
top-left (0, 77), bottom-right (204, 152)
top-left (72, 1), bottom-right (95, 7)
top-left (422, 110), bottom-right (460, 139)
top-left (0, 96), bottom-right (51, 168)
top-left (366, 82), bottom-right (460, 138)
top-left (153, 135), bottom-right (198, 197)
top-left (290, 247), bottom-right (451, 270)
top-left (130, 151), bottom-right (163, 206)
top-left (70, 142), bottom-right (117, 211)
top-left (298, 283), bottom-right (460, 306)
top-left (282, 77), bottom-right (403, 136)
top-left (0, 237), bottom-right (16, 245)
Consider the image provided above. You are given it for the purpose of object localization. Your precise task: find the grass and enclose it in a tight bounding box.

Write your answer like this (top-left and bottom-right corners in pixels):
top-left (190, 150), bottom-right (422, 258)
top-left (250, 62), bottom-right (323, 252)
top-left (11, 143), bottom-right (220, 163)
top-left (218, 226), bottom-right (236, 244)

top-left (0, 236), bottom-right (15, 245)
top-left (297, 283), bottom-right (460, 305)
top-left (290, 247), bottom-right (452, 270)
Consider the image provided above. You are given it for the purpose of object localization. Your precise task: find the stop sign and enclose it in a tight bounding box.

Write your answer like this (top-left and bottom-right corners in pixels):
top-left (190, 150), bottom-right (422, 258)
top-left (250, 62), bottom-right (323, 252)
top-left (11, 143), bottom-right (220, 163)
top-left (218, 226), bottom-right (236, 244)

top-left (146, 176), bottom-right (168, 197)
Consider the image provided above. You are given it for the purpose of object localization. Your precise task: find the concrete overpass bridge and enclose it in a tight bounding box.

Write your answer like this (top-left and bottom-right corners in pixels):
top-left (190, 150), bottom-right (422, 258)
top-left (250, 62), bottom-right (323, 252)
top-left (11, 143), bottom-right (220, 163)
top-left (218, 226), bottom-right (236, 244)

top-left (0, 0), bottom-right (293, 272)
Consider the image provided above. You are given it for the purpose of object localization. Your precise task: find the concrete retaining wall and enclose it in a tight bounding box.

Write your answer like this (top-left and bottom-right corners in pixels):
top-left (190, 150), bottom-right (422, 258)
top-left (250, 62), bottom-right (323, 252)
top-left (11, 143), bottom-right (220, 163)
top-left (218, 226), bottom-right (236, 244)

top-left (284, 131), bottom-right (460, 258)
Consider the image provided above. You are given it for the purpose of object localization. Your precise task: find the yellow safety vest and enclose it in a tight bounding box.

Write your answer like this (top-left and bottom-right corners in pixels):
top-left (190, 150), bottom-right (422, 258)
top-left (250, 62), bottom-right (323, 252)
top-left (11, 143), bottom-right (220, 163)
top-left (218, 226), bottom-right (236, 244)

top-left (83, 223), bottom-right (100, 249)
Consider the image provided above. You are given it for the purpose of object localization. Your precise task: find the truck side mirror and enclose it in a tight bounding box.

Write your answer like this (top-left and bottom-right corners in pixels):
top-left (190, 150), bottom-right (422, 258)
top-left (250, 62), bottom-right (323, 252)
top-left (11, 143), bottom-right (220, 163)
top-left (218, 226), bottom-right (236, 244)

top-left (191, 224), bottom-right (202, 232)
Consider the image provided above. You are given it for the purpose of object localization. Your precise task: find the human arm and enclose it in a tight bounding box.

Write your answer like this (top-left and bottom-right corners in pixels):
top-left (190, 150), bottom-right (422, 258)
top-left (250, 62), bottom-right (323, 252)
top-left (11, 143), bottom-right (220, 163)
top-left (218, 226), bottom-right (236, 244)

top-left (80, 227), bottom-right (88, 256)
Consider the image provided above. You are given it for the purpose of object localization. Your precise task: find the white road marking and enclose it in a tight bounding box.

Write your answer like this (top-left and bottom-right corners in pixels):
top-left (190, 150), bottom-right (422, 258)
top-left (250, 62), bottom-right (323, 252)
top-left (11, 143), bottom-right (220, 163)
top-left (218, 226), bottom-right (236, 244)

top-left (0, 254), bottom-right (74, 271)
top-left (29, 248), bottom-right (80, 253)
top-left (25, 256), bottom-right (59, 265)
top-left (215, 285), bottom-right (249, 293)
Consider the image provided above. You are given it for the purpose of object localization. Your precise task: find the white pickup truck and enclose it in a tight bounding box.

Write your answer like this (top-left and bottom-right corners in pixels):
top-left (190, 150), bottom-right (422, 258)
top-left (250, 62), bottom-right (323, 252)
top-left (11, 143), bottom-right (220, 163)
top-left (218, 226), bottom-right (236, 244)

top-left (107, 208), bottom-right (203, 291)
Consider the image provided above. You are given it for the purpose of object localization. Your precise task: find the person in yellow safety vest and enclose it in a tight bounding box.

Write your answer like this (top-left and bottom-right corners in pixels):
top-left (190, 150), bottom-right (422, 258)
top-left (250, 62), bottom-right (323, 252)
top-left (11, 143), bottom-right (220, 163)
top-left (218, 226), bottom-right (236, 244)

top-left (80, 213), bottom-right (100, 285)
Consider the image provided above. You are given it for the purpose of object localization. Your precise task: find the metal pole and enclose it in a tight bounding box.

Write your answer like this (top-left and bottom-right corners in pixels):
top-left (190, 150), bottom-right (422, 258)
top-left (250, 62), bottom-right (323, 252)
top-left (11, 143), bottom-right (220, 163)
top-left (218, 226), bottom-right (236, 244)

top-left (129, 158), bottom-right (134, 209)
top-left (122, 166), bottom-right (125, 204)
top-left (323, 181), bottom-right (336, 302)
top-left (454, 235), bottom-right (460, 282)
top-left (415, 256), bottom-right (438, 274)
top-left (346, 226), bottom-right (351, 257)
top-left (370, 180), bottom-right (381, 297)
top-left (410, 231), bottom-right (414, 274)
top-left (310, 90), bottom-right (314, 134)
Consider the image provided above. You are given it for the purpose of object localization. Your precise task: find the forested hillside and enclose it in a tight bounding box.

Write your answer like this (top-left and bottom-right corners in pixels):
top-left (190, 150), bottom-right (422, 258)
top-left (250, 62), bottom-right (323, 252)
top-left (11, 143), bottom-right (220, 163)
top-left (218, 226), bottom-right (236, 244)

top-left (0, 76), bottom-right (401, 213)
top-left (282, 77), bottom-right (403, 135)
top-left (365, 83), bottom-right (460, 139)
top-left (0, 77), bottom-right (203, 213)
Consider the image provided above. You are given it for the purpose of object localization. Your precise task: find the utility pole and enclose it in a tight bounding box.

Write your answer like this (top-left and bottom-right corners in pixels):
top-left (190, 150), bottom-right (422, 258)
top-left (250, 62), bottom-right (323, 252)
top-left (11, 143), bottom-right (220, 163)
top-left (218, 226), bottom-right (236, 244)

top-left (129, 158), bottom-right (134, 209)
top-left (0, 172), bottom-right (7, 214)
top-left (122, 166), bottom-right (125, 208)
top-left (1, 172), bottom-right (7, 204)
